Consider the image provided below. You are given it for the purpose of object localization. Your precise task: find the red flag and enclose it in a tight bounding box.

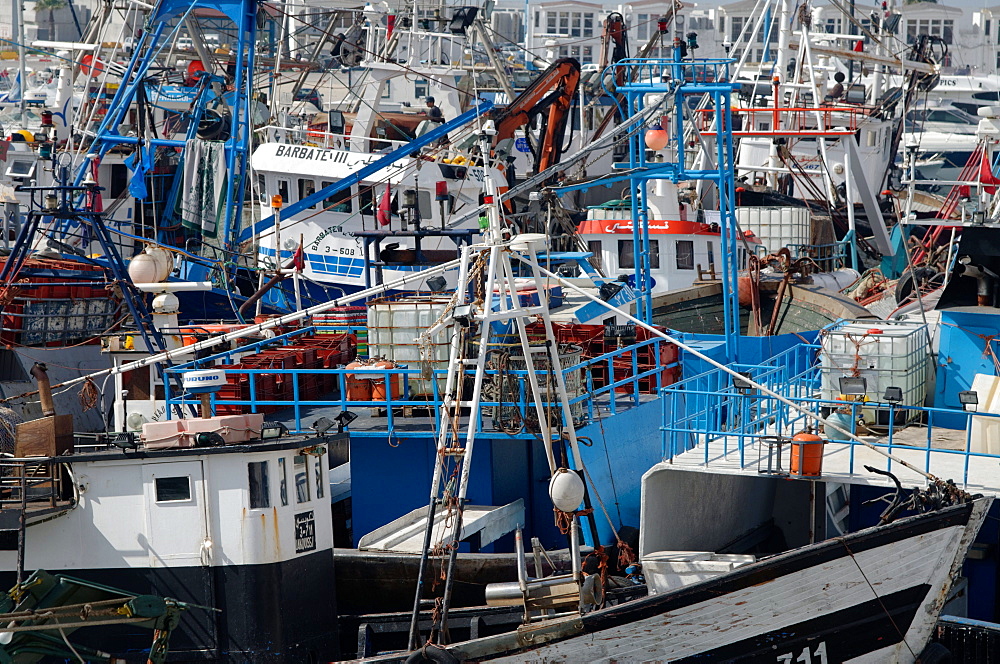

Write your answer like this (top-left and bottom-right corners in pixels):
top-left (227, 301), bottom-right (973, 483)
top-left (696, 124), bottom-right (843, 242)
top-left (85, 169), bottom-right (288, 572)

top-left (853, 40), bottom-right (864, 52)
top-left (291, 243), bottom-right (305, 270)
top-left (377, 184), bottom-right (391, 226)
top-left (980, 150), bottom-right (1000, 195)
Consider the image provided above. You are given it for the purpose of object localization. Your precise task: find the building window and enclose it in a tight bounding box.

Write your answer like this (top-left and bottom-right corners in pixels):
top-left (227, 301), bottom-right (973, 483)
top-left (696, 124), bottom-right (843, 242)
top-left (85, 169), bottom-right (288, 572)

top-left (730, 16), bottom-right (746, 43)
top-left (294, 454), bottom-right (310, 503)
top-left (636, 13), bottom-right (649, 41)
top-left (547, 13), bottom-right (556, 33)
top-left (154, 476), bottom-right (191, 502)
top-left (988, 20), bottom-right (992, 37)
top-left (248, 461), bottom-right (270, 509)
top-left (278, 457), bottom-right (288, 506)
top-left (676, 240), bottom-right (695, 270)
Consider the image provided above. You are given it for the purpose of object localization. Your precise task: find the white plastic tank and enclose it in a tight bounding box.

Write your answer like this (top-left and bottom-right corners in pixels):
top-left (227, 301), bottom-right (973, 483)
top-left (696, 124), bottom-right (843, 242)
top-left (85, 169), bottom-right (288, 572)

top-left (736, 206), bottom-right (810, 254)
top-left (367, 295), bottom-right (453, 396)
top-left (819, 319), bottom-right (929, 413)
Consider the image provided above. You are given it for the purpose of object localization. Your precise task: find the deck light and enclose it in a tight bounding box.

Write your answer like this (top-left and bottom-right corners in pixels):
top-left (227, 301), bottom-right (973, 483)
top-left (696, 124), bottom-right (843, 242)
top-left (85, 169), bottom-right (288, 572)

top-left (838, 376), bottom-right (867, 397)
top-left (402, 189), bottom-right (418, 209)
top-left (44, 193), bottom-right (58, 211)
top-left (335, 410), bottom-right (359, 432)
top-left (658, 17), bottom-right (669, 33)
top-left (426, 275), bottom-right (447, 291)
top-left (733, 371), bottom-right (754, 394)
top-left (260, 421), bottom-right (288, 440)
top-left (959, 391), bottom-right (979, 411)
top-left (883, 386), bottom-right (903, 404)
top-left (453, 303), bottom-right (475, 327)
top-left (312, 416), bottom-right (334, 435)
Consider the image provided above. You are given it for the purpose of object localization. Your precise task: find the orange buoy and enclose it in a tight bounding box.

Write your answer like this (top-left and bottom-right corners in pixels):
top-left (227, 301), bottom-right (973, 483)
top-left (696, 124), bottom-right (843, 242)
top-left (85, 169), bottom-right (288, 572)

top-left (346, 361), bottom-right (372, 402)
top-left (790, 432), bottom-right (825, 477)
top-left (370, 360), bottom-right (401, 401)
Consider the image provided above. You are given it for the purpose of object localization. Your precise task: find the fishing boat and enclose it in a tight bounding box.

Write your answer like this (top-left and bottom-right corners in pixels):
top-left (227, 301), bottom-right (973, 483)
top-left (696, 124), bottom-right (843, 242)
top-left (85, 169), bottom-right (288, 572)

top-left (360, 495), bottom-right (990, 662)
top-left (0, 363), bottom-right (343, 662)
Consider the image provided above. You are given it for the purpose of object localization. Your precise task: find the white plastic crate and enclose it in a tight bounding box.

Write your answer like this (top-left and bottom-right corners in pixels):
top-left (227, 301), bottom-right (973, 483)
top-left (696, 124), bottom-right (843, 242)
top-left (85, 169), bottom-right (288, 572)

top-left (819, 319), bottom-right (929, 413)
top-left (736, 206), bottom-right (810, 254)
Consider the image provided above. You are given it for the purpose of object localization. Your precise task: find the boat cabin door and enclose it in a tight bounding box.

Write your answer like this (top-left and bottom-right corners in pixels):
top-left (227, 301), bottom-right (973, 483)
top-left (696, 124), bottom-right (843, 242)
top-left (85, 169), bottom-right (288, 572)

top-left (142, 460), bottom-right (210, 565)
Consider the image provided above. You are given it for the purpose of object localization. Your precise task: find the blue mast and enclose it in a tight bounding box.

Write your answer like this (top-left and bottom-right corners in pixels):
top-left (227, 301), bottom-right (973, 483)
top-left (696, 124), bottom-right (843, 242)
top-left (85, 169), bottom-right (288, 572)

top-left (558, 46), bottom-right (740, 355)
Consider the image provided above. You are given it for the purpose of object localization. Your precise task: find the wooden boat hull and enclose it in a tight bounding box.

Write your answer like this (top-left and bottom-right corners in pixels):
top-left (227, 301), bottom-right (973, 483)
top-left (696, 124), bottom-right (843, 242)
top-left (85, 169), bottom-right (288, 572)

top-left (362, 499), bottom-right (990, 663)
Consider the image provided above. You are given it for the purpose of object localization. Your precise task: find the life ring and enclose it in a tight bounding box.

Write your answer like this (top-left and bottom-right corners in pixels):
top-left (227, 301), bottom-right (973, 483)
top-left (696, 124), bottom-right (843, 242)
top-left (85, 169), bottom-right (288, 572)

top-left (403, 645), bottom-right (459, 664)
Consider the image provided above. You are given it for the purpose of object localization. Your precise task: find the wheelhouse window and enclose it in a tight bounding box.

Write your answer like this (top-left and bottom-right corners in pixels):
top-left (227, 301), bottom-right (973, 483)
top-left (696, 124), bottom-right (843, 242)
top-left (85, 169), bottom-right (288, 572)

top-left (277, 179), bottom-right (290, 205)
top-left (294, 454), bottom-right (310, 503)
top-left (617, 240), bottom-right (660, 269)
top-left (299, 178), bottom-right (317, 208)
top-left (315, 457), bottom-right (324, 499)
top-left (675, 240), bottom-right (694, 270)
top-left (154, 476), bottom-right (191, 502)
top-left (257, 174), bottom-right (267, 203)
top-left (248, 461), bottom-right (270, 509)
top-left (322, 181), bottom-right (353, 212)
top-left (278, 457), bottom-right (288, 506)
top-left (587, 240), bottom-right (603, 270)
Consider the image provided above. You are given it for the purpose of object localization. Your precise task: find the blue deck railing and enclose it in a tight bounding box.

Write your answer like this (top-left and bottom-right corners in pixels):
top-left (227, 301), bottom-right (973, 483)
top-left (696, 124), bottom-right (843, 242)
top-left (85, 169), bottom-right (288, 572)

top-left (164, 326), bottom-right (680, 439)
top-left (659, 343), bottom-right (1000, 487)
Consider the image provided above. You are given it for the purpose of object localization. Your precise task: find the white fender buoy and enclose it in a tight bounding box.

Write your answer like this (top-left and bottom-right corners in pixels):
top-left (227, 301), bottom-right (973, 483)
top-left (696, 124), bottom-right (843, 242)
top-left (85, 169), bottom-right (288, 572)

top-left (127, 252), bottom-right (159, 283)
top-left (549, 468), bottom-right (585, 512)
top-left (146, 246), bottom-right (173, 282)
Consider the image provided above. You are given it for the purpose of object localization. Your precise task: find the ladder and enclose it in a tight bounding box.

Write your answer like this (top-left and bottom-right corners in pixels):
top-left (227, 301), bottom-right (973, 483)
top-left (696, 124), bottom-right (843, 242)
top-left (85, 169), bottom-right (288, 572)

top-left (406, 131), bottom-right (588, 650)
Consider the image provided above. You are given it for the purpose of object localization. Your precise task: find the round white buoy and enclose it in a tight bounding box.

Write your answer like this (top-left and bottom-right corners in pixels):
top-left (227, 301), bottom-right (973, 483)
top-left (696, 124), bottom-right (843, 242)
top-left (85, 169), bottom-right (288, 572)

top-left (548, 468), bottom-right (585, 512)
top-left (146, 246), bottom-right (173, 282)
top-left (182, 369), bottom-right (227, 394)
top-left (128, 252), bottom-right (159, 283)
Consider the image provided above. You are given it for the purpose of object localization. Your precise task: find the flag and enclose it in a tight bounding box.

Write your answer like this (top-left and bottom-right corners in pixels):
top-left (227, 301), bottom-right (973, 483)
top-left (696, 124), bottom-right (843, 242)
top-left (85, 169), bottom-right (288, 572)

top-left (376, 184), bottom-right (391, 226)
top-left (853, 40), bottom-right (864, 52)
top-left (980, 150), bottom-right (1000, 195)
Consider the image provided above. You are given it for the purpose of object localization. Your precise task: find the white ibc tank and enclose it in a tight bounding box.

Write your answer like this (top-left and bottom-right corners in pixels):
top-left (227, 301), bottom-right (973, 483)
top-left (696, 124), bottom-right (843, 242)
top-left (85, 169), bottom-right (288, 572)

top-left (819, 319), bottom-right (929, 412)
top-left (367, 295), bottom-right (453, 396)
top-left (736, 206), bottom-right (810, 254)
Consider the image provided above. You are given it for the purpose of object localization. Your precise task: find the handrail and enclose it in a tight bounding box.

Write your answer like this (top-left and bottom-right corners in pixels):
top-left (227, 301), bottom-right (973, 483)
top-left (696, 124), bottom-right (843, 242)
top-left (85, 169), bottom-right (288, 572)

top-left (163, 330), bottom-right (680, 437)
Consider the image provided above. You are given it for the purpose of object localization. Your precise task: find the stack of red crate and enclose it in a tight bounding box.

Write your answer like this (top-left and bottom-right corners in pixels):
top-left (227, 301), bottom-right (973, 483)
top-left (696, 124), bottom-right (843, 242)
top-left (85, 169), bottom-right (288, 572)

top-left (214, 364), bottom-right (282, 415)
top-left (283, 333), bottom-right (358, 393)
top-left (522, 323), bottom-right (681, 395)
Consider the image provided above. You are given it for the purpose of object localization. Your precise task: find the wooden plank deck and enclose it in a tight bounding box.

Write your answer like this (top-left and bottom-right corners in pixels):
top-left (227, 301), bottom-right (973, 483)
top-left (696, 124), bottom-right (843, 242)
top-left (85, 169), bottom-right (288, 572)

top-left (665, 427), bottom-right (1000, 495)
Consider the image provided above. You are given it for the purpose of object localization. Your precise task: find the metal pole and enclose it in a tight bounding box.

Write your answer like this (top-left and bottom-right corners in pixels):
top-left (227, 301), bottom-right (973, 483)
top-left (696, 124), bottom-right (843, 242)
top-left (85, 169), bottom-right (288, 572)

top-left (16, 466), bottom-right (26, 584)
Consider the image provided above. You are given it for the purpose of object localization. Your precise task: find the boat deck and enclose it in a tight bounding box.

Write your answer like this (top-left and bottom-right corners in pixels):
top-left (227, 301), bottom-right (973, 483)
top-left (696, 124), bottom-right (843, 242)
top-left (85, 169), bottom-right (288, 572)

top-left (666, 425), bottom-right (1000, 495)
